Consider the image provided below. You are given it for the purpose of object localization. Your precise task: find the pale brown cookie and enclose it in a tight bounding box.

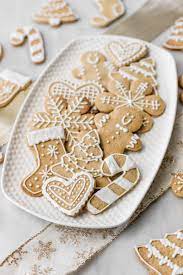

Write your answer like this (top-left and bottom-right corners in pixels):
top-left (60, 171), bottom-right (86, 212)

top-left (33, 0), bottom-right (78, 28)
top-left (164, 17), bottom-right (183, 50)
top-left (87, 154), bottom-right (140, 214)
top-left (91, 0), bottom-right (125, 28)
top-left (119, 57), bottom-right (158, 90)
top-left (135, 229), bottom-right (183, 275)
top-left (105, 40), bottom-right (148, 68)
top-left (10, 26), bottom-right (45, 64)
top-left (72, 51), bottom-right (115, 89)
top-left (171, 173), bottom-right (183, 197)
top-left (94, 106), bottom-right (143, 157)
top-left (42, 172), bottom-right (95, 216)
top-left (0, 69), bottom-right (31, 108)
top-left (48, 80), bottom-right (104, 105)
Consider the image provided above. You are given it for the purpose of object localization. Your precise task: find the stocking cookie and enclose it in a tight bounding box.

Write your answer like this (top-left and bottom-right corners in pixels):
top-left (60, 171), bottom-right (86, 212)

top-left (33, 0), bottom-right (78, 28)
top-left (10, 26), bottom-right (45, 64)
top-left (94, 106), bottom-right (143, 157)
top-left (22, 125), bottom-right (66, 197)
top-left (135, 229), bottom-right (183, 275)
top-left (164, 18), bottom-right (183, 50)
top-left (48, 80), bottom-right (104, 105)
top-left (105, 40), bottom-right (148, 68)
top-left (0, 69), bottom-right (31, 108)
top-left (42, 172), bottom-right (95, 216)
top-left (119, 57), bottom-right (158, 90)
top-left (91, 0), bottom-right (125, 28)
top-left (171, 173), bottom-right (183, 197)
top-left (72, 51), bottom-right (115, 89)
top-left (87, 154), bottom-right (140, 214)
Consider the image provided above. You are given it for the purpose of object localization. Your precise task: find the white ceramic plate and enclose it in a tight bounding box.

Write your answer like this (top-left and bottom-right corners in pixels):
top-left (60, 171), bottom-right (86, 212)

top-left (1, 35), bottom-right (177, 229)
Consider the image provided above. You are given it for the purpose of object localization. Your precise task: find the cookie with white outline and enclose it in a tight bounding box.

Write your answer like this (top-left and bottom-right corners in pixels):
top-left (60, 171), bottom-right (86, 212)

top-left (164, 17), bottom-right (183, 50)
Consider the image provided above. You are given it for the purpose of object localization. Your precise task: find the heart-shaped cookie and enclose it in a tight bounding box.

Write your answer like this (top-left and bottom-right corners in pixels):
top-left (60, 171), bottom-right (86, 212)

top-left (105, 41), bottom-right (148, 68)
top-left (42, 172), bottom-right (95, 216)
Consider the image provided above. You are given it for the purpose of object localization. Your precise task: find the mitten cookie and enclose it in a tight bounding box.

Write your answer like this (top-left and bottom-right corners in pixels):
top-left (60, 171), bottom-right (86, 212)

top-left (164, 17), bottom-right (183, 50)
top-left (72, 51), bottom-right (115, 89)
top-left (33, 0), bottom-right (78, 28)
top-left (91, 0), bottom-right (125, 28)
top-left (94, 106), bottom-right (143, 157)
top-left (10, 26), bottom-right (45, 64)
top-left (105, 40), bottom-right (148, 68)
top-left (0, 69), bottom-right (31, 108)
top-left (87, 154), bottom-right (140, 214)
top-left (42, 172), bottom-right (95, 216)
top-left (135, 229), bottom-right (183, 275)
top-left (171, 173), bottom-right (183, 197)
top-left (119, 57), bottom-right (158, 90)
top-left (48, 80), bottom-right (104, 105)
top-left (22, 125), bottom-right (66, 197)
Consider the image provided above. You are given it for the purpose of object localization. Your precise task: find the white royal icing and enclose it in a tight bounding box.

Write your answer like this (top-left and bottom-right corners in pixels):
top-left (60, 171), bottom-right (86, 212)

top-left (27, 126), bottom-right (65, 146)
top-left (113, 175), bottom-right (134, 191)
top-left (126, 134), bottom-right (139, 149)
top-left (0, 69), bottom-right (31, 89)
top-left (96, 187), bottom-right (118, 204)
top-left (104, 155), bottom-right (121, 175)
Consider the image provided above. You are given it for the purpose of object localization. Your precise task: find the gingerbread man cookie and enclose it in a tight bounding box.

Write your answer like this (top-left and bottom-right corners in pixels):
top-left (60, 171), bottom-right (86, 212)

top-left (135, 229), bottom-right (183, 275)
top-left (10, 26), bottom-right (45, 64)
top-left (87, 153), bottom-right (140, 214)
top-left (164, 17), bottom-right (183, 50)
top-left (72, 51), bottom-right (115, 89)
top-left (42, 172), bottom-right (95, 216)
top-left (105, 40), bottom-right (148, 68)
top-left (91, 0), bottom-right (125, 28)
top-left (33, 0), bottom-right (78, 28)
top-left (94, 106), bottom-right (143, 157)
top-left (0, 69), bottom-right (31, 108)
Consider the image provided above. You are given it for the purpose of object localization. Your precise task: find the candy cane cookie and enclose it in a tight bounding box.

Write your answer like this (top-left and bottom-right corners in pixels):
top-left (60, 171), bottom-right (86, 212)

top-left (10, 26), bottom-right (45, 64)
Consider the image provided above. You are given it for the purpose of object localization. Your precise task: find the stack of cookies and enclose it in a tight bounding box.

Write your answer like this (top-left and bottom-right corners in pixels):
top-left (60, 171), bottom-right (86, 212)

top-left (21, 39), bottom-right (166, 217)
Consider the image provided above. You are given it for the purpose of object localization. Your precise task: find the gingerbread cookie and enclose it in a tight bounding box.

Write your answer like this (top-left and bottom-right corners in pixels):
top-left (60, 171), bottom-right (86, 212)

top-left (164, 18), bottom-right (183, 50)
top-left (72, 51), bottom-right (115, 89)
top-left (33, 0), bottom-right (78, 28)
top-left (135, 229), bottom-right (183, 275)
top-left (48, 80), bottom-right (104, 105)
top-left (119, 57), bottom-right (158, 90)
top-left (42, 172), bottom-right (95, 216)
top-left (91, 0), bottom-right (125, 28)
top-left (94, 106), bottom-right (143, 157)
top-left (105, 40), bottom-right (148, 68)
top-left (10, 26), bottom-right (45, 64)
top-left (87, 154), bottom-right (140, 214)
top-left (171, 173), bottom-right (183, 197)
top-left (0, 69), bottom-right (31, 108)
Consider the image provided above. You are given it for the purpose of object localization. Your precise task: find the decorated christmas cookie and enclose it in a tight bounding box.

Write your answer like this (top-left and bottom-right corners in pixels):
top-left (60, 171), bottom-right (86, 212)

top-left (72, 51), bottom-right (115, 89)
top-left (87, 154), bottom-right (140, 214)
top-left (135, 229), bottom-right (183, 275)
top-left (33, 0), bottom-right (78, 28)
top-left (171, 173), bottom-right (183, 198)
top-left (91, 0), bottom-right (125, 28)
top-left (42, 172), bottom-right (95, 216)
top-left (48, 80), bottom-right (104, 105)
top-left (164, 17), bottom-right (183, 50)
top-left (105, 40), bottom-right (148, 68)
top-left (0, 69), bottom-right (31, 108)
top-left (119, 57), bottom-right (158, 90)
top-left (10, 26), bottom-right (45, 64)
top-left (94, 106), bottom-right (143, 157)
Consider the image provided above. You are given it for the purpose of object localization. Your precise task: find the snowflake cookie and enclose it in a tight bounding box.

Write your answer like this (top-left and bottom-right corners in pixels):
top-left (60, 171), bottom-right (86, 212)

top-left (94, 106), bottom-right (143, 157)
top-left (164, 17), bottom-right (183, 50)
top-left (105, 40), bottom-right (148, 68)
top-left (72, 51), bottom-right (115, 89)
top-left (42, 172), bottom-right (95, 216)
top-left (33, 0), bottom-right (78, 28)
top-left (0, 69), bottom-right (31, 108)
top-left (135, 229), bottom-right (183, 275)
top-left (90, 0), bottom-right (125, 28)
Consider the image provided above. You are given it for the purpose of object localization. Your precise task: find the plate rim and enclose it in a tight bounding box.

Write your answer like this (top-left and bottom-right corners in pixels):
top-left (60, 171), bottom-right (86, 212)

top-left (1, 35), bottom-right (178, 229)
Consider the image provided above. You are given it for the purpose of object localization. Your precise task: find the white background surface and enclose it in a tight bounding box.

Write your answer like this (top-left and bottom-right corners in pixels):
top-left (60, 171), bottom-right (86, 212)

top-left (0, 1), bottom-right (183, 274)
